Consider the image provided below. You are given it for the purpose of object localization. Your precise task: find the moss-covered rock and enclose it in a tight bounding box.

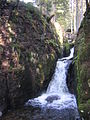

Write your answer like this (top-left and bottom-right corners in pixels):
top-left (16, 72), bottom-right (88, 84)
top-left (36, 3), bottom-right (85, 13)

top-left (0, 2), bottom-right (61, 113)
top-left (75, 8), bottom-right (90, 119)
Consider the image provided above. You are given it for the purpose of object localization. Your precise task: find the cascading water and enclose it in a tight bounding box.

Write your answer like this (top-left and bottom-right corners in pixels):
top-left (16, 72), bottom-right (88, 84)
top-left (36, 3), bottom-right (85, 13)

top-left (26, 48), bottom-right (79, 116)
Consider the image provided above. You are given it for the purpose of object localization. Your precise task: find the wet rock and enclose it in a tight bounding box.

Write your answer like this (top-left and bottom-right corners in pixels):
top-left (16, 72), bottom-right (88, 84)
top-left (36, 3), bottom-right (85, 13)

top-left (67, 62), bottom-right (77, 95)
top-left (0, 111), bottom-right (2, 117)
top-left (46, 95), bottom-right (60, 103)
top-left (1, 107), bottom-right (79, 120)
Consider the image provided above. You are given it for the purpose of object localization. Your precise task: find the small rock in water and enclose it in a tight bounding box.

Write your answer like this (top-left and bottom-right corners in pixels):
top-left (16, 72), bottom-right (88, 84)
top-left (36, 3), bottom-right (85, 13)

top-left (0, 111), bottom-right (2, 117)
top-left (46, 95), bottom-right (60, 103)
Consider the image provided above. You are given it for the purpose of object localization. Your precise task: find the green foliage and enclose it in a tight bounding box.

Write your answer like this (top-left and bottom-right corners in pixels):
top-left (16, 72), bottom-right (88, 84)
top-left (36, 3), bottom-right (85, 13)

top-left (64, 42), bottom-right (70, 51)
top-left (45, 39), bottom-right (59, 47)
top-left (26, 3), bottom-right (41, 16)
top-left (36, 0), bottom-right (70, 30)
top-left (11, 11), bottom-right (19, 23)
top-left (46, 1), bottom-right (52, 12)
top-left (10, 42), bottom-right (21, 57)
top-left (56, 0), bottom-right (70, 30)
top-left (79, 99), bottom-right (90, 111)
top-left (0, 46), bottom-right (3, 52)
top-left (26, 11), bottom-right (33, 21)
top-left (45, 39), bottom-right (61, 52)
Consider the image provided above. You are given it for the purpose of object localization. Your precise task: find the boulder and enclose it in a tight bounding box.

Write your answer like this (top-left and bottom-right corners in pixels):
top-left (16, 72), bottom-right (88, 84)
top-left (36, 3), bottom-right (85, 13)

top-left (0, 2), bottom-right (60, 112)
top-left (46, 95), bottom-right (60, 103)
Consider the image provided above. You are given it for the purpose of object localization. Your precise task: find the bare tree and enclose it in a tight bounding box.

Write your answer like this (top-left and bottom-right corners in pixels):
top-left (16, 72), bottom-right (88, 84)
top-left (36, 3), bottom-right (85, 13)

top-left (70, 0), bottom-right (74, 33)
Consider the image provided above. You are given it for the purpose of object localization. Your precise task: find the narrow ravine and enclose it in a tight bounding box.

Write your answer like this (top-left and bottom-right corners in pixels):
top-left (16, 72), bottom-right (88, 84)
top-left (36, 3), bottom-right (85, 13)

top-left (25, 47), bottom-right (80, 120)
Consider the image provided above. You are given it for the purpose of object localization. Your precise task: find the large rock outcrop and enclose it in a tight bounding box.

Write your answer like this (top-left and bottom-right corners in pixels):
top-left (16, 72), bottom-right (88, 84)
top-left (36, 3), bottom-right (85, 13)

top-left (75, 7), bottom-right (90, 119)
top-left (0, 2), bottom-right (60, 114)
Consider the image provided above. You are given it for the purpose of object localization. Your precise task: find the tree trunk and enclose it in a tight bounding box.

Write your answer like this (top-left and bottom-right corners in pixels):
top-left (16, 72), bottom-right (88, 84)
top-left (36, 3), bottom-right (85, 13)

top-left (86, 0), bottom-right (89, 8)
top-left (71, 0), bottom-right (74, 33)
top-left (74, 0), bottom-right (79, 33)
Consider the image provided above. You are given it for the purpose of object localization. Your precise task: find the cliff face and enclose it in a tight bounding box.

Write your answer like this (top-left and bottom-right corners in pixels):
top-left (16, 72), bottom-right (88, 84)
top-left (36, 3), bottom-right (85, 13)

top-left (0, 2), bottom-right (60, 113)
top-left (75, 7), bottom-right (90, 119)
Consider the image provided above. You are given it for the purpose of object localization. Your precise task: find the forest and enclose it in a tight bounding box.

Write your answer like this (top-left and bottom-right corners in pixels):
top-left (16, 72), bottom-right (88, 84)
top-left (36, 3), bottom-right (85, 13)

top-left (0, 0), bottom-right (90, 120)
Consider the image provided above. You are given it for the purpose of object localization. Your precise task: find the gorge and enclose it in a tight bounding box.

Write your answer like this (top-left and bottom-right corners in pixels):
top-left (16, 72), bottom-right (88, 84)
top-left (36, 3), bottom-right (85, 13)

top-left (0, 1), bottom-right (90, 120)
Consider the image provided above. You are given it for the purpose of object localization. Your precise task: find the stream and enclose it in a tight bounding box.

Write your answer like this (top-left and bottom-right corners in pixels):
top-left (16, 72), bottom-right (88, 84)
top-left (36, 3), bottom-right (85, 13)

top-left (25, 47), bottom-right (80, 120)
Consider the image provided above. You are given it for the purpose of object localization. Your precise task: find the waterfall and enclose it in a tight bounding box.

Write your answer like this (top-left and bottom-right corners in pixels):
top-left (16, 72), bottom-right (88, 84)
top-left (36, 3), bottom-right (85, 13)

top-left (26, 47), bottom-right (77, 110)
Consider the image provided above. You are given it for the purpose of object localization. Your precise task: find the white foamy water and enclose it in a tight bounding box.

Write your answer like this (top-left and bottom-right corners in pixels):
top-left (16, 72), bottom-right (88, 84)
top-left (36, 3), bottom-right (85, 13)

top-left (26, 47), bottom-right (77, 110)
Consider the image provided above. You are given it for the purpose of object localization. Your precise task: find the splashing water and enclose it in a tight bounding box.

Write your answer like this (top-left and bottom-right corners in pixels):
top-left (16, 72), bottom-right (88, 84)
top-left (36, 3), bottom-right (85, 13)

top-left (26, 47), bottom-right (77, 110)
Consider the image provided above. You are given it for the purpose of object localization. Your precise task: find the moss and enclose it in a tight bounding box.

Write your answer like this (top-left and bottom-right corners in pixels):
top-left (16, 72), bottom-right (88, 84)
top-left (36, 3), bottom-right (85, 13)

top-left (63, 41), bottom-right (73, 56)
top-left (77, 40), bottom-right (88, 62)
top-left (75, 8), bottom-right (90, 119)
top-left (64, 42), bottom-right (70, 51)
top-left (45, 39), bottom-right (58, 47)
top-left (51, 53), bottom-right (55, 60)
top-left (45, 39), bottom-right (61, 53)
top-left (0, 46), bottom-right (3, 52)
top-left (25, 3), bottom-right (41, 18)
top-left (79, 103), bottom-right (89, 111)
top-left (25, 11), bottom-right (33, 21)
top-left (35, 51), bottom-right (56, 91)
top-left (88, 79), bottom-right (90, 87)
top-left (87, 99), bottom-right (90, 104)
top-left (11, 11), bottom-right (19, 23)
top-left (79, 99), bottom-right (90, 114)
top-left (87, 43), bottom-right (90, 57)
top-left (0, 1), bottom-right (61, 111)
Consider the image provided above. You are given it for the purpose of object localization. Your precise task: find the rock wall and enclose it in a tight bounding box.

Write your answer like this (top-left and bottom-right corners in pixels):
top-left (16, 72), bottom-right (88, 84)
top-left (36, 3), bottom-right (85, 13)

top-left (0, 2), bottom-right (61, 114)
top-left (67, 62), bottom-right (77, 95)
top-left (75, 7), bottom-right (90, 119)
